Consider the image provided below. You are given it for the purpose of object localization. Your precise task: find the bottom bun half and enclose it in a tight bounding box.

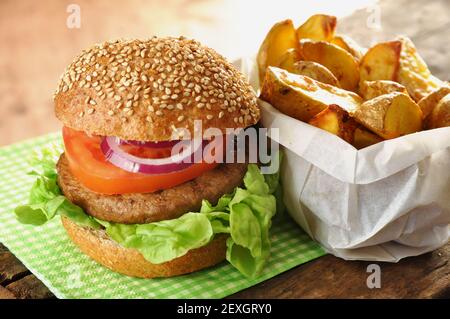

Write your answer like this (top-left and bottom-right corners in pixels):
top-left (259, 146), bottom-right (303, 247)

top-left (61, 217), bottom-right (227, 278)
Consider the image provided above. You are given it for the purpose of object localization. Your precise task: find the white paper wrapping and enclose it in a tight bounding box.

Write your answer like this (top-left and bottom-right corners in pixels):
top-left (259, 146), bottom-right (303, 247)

top-left (237, 57), bottom-right (450, 261)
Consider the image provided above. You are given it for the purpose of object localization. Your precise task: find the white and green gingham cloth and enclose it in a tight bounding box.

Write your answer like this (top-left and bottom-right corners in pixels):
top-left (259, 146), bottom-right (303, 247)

top-left (0, 133), bottom-right (325, 298)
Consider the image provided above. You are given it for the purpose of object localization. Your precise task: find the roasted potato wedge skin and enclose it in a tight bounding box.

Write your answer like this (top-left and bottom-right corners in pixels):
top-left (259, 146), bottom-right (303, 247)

top-left (299, 39), bottom-right (360, 91)
top-left (292, 61), bottom-right (340, 87)
top-left (260, 67), bottom-right (362, 122)
top-left (360, 37), bottom-right (443, 102)
top-left (331, 34), bottom-right (364, 61)
top-left (296, 14), bottom-right (337, 41)
top-left (308, 104), bottom-right (357, 143)
top-left (417, 85), bottom-right (450, 119)
top-left (359, 80), bottom-right (408, 100)
top-left (425, 93), bottom-right (450, 129)
top-left (257, 19), bottom-right (298, 84)
top-left (276, 48), bottom-right (301, 73)
top-left (353, 92), bottom-right (422, 139)
top-left (360, 41), bottom-right (402, 84)
top-left (353, 127), bottom-right (384, 149)
top-left (397, 37), bottom-right (444, 101)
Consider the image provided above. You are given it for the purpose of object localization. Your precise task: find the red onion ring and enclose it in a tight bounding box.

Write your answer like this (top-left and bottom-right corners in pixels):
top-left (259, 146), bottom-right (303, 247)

top-left (120, 139), bottom-right (179, 149)
top-left (100, 136), bottom-right (204, 174)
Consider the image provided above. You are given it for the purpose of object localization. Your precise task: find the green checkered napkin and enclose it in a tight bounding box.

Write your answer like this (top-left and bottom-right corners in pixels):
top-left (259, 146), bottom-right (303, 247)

top-left (0, 133), bottom-right (325, 299)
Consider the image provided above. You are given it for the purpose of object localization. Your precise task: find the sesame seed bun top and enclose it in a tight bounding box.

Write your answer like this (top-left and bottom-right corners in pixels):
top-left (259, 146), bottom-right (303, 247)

top-left (54, 37), bottom-right (260, 141)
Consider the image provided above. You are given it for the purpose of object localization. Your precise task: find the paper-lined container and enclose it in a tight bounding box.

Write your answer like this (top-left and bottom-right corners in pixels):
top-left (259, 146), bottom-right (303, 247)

top-left (237, 57), bottom-right (450, 262)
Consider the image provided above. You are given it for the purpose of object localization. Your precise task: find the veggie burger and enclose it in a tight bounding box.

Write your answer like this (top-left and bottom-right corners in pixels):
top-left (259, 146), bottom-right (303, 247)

top-left (15, 37), bottom-right (281, 278)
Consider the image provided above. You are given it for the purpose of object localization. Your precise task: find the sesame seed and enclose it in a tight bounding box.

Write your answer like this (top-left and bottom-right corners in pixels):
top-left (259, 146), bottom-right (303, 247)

top-left (155, 110), bottom-right (163, 116)
top-left (87, 108), bottom-right (95, 114)
top-left (177, 115), bottom-right (184, 122)
top-left (107, 110), bottom-right (114, 116)
top-left (206, 114), bottom-right (213, 120)
top-left (56, 37), bottom-right (258, 126)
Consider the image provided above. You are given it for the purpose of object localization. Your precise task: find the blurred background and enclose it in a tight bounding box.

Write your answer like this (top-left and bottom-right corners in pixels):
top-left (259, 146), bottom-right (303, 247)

top-left (1, 0), bottom-right (449, 145)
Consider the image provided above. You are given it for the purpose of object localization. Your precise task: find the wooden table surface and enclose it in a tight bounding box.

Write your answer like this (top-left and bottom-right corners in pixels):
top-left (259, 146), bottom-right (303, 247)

top-left (1, 0), bottom-right (449, 299)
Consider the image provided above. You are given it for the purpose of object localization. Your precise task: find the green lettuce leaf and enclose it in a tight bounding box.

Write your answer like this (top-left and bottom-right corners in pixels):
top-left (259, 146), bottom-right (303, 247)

top-left (15, 144), bottom-right (283, 278)
top-left (14, 148), bottom-right (101, 229)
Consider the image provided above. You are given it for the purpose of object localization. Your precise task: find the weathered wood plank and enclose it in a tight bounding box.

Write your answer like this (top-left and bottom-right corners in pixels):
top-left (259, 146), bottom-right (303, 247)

top-left (0, 245), bottom-right (30, 285)
top-left (231, 243), bottom-right (449, 298)
top-left (0, 286), bottom-right (16, 299)
top-left (6, 275), bottom-right (54, 299)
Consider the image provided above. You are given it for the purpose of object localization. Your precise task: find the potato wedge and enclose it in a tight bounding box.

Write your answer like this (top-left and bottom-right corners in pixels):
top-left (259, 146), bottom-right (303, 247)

top-left (353, 127), bottom-right (383, 149)
top-left (360, 37), bottom-right (443, 101)
top-left (260, 66), bottom-right (362, 122)
top-left (296, 14), bottom-right (337, 41)
top-left (257, 19), bottom-right (298, 84)
top-left (292, 61), bottom-right (340, 87)
top-left (359, 80), bottom-right (408, 100)
top-left (308, 104), bottom-right (357, 143)
top-left (331, 34), bottom-right (364, 61)
top-left (308, 104), bottom-right (384, 148)
top-left (417, 84), bottom-right (450, 119)
top-left (299, 39), bottom-right (360, 91)
top-left (276, 48), bottom-right (301, 73)
top-left (360, 41), bottom-right (401, 83)
top-left (397, 36), bottom-right (444, 101)
top-left (425, 93), bottom-right (450, 129)
top-left (353, 92), bottom-right (422, 139)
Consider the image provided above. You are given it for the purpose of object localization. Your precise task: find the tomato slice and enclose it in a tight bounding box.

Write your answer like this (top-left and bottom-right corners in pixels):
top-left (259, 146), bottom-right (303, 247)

top-left (62, 126), bottom-right (219, 194)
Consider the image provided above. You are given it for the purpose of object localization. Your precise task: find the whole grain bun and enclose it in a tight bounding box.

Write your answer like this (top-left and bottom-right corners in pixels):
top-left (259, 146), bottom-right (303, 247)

top-left (61, 217), bottom-right (227, 278)
top-left (54, 37), bottom-right (259, 141)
